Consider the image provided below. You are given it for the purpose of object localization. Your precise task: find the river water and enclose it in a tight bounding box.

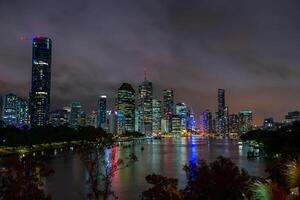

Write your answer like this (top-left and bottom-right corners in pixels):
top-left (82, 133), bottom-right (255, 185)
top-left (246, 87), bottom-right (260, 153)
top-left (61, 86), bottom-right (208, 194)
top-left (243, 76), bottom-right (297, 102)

top-left (40, 137), bottom-right (266, 200)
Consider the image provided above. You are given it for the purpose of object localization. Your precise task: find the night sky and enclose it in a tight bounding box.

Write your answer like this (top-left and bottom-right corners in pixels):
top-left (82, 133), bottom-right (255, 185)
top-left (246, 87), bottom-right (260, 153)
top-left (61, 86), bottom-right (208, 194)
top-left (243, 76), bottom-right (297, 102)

top-left (1, 0), bottom-right (300, 125)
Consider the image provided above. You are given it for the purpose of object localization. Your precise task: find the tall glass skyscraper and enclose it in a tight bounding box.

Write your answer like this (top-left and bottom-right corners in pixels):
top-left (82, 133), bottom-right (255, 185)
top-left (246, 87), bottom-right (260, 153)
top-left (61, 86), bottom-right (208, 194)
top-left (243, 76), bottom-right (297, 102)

top-left (175, 102), bottom-right (188, 132)
top-left (69, 102), bottom-right (82, 129)
top-left (29, 36), bottom-right (52, 126)
top-left (163, 89), bottom-right (174, 114)
top-left (239, 110), bottom-right (253, 134)
top-left (97, 95), bottom-right (107, 129)
top-left (117, 83), bottom-right (135, 134)
top-left (138, 79), bottom-right (153, 135)
top-left (216, 89), bottom-right (228, 135)
top-left (152, 99), bottom-right (161, 135)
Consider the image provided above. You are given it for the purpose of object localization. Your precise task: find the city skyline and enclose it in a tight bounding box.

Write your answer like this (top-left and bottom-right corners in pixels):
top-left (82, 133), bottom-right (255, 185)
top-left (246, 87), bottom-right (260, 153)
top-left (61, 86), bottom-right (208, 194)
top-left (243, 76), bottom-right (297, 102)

top-left (1, 0), bottom-right (300, 124)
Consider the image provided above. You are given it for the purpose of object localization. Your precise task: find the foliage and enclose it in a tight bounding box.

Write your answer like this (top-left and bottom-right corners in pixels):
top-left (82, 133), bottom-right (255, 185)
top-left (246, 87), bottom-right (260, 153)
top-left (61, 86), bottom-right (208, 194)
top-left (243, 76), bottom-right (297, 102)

top-left (0, 125), bottom-right (112, 147)
top-left (182, 156), bottom-right (251, 200)
top-left (0, 155), bottom-right (53, 200)
top-left (241, 121), bottom-right (300, 159)
top-left (80, 143), bottom-right (138, 200)
top-left (141, 174), bottom-right (183, 200)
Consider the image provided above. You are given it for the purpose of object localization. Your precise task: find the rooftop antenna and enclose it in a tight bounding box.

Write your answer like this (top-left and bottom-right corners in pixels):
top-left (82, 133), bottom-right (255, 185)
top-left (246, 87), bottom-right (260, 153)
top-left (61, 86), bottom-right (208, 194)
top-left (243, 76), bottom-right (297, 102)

top-left (144, 67), bottom-right (148, 81)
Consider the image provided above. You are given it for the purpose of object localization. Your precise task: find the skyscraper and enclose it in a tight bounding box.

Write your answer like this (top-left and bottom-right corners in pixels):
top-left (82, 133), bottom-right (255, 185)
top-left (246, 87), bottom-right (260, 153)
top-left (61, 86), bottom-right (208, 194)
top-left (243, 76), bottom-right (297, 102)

top-left (2, 93), bottom-right (18, 126)
top-left (117, 83), bottom-right (135, 134)
top-left (171, 115), bottom-right (181, 135)
top-left (49, 109), bottom-right (69, 127)
top-left (239, 110), bottom-right (253, 134)
top-left (97, 95), bottom-right (107, 129)
top-left (216, 89), bottom-right (228, 136)
top-left (229, 114), bottom-right (239, 133)
top-left (69, 102), bottom-right (82, 129)
top-left (200, 110), bottom-right (213, 134)
top-left (163, 89), bottom-right (174, 114)
top-left (29, 36), bottom-right (52, 126)
top-left (152, 99), bottom-right (161, 135)
top-left (187, 108), bottom-right (196, 132)
top-left (138, 79), bottom-right (153, 135)
top-left (87, 110), bottom-right (98, 128)
top-left (2, 93), bottom-right (29, 126)
top-left (16, 97), bottom-right (29, 125)
top-left (175, 103), bottom-right (188, 132)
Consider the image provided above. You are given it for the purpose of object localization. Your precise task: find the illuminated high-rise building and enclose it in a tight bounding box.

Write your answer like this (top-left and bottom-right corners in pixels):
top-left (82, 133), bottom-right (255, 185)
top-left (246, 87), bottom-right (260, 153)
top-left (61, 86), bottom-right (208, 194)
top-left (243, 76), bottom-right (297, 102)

top-left (49, 109), bottom-right (69, 127)
top-left (175, 103), bottom-right (188, 132)
top-left (87, 110), bottom-right (98, 128)
top-left (239, 110), bottom-right (253, 134)
top-left (97, 95), bottom-right (107, 129)
top-left (69, 102), bottom-right (82, 129)
top-left (2, 94), bottom-right (29, 126)
top-left (161, 113), bottom-right (172, 134)
top-left (16, 97), bottom-right (29, 125)
top-left (163, 89), bottom-right (174, 114)
top-left (29, 36), bottom-right (52, 126)
top-left (171, 115), bottom-right (181, 135)
top-left (106, 110), bottom-right (118, 134)
top-left (216, 89), bottom-right (229, 135)
top-left (2, 93), bottom-right (18, 126)
top-left (229, 114), bottom-right (239, 133)
top-left (200, 110), bottom-right (213, 134)
top-left (152, 99), bottom-right (161, 135)
top-left (187, 108), bottom-right (196, 132)
top-left (117, 83), bottom-right (135, 134)
top-left (138, 79), bottom-right (153, 135)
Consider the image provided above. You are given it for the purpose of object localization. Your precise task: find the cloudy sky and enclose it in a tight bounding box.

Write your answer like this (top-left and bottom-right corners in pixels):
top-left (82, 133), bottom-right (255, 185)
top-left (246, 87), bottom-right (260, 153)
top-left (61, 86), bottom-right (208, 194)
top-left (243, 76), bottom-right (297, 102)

top-left (1, 0), bottom-right (300, 124)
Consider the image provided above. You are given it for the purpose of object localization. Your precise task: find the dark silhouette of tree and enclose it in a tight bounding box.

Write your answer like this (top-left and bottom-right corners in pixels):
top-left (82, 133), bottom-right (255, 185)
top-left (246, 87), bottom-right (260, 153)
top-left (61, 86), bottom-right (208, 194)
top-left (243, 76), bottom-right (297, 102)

top-left (141, 174), bottom-right (183, 200)
top-left (182, 156), bottom-right (250, 200)
top-left (0, 155), bottom-right (53, 200)
top-left (80, 143), bottom-right (137, 200)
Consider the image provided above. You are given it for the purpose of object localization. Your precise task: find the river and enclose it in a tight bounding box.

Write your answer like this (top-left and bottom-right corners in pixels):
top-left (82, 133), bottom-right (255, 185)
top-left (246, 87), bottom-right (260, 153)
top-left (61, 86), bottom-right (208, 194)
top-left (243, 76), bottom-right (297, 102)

top-left (39, 137), bottom-right (267, 199)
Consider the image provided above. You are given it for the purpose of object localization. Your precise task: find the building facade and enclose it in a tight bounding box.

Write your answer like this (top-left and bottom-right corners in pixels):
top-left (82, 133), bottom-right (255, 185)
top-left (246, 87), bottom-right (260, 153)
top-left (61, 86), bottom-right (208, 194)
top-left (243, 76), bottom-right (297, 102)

top-left (163, 89), bottom-right (174, 114)
top-left (97, 95), bottom-right (107, 129)
top-left (152, 99), bottom-right (161, 135)
top-left (117, 83), bottom-right (135, 134)
top-left (138, 80), bottom-right (153, 135)
top-left (30, 36), bottom-right (52, 126)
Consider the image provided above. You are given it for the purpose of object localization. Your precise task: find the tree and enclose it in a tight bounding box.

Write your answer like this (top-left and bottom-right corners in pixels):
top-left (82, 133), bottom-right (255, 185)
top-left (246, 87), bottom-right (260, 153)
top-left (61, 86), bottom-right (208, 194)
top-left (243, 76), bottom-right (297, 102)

top-left (0, 155), bottom-right (53, 200)
top-left (182, 156), bottom-right (251, 200)
top-left (80, 143), bottom-right (137, 200)
top-left (141, 174), bottom-right (183, 200)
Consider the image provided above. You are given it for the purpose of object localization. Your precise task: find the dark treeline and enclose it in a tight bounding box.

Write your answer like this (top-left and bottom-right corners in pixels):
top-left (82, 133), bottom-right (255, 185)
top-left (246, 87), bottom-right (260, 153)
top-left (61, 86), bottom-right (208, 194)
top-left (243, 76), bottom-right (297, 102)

top-left (0, 125), bottom-right (112, 147)
top-left (241, 121), bottom-right (300, 159)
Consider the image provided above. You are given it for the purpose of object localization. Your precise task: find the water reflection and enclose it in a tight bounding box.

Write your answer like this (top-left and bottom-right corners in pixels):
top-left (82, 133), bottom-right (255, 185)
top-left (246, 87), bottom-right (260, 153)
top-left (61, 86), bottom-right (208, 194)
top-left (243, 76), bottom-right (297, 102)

top-left (40, 138), bottom-right (266, 200)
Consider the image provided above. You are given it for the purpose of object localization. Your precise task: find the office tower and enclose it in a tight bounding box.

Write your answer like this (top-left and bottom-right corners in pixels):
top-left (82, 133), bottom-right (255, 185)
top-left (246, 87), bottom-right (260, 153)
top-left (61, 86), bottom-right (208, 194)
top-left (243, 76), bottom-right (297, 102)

top-left (152, 99), bottom-right (162, 135)
top-left (239, 110), bottom-right (253, 134)
top-left (200, 110), bottom-right (213, 134)
top-left (79, 111), bottom-right (86, 127)
top-left (117, 83), bottom-right (135, 134)
top-left (171, 115), bottom-right (181, 135)
top-left (187, 108), bottom-right (196, 132)
top-left (216, 89), bottom-right (229, 135)
top-left (29, 36), bottom-right (52, 126)
top-left (161, 113), bottom-right (172, 134)
top-left (134, 109), bottom-right (140, 132)
top-left (1, 94), bottom-right (29, 126)
top-left (138, 79), bottom-right (153, 135)
top-left (229, 114), bottom-right (239, 133)
top-left (283, 111), bottom-right (300, 125)
top-left (163, 89), bottom-right (174, 114)
top-left (175, 103), bottom-right (188, 132)
top-left (86, 110), bottom-right (97, 128)
top-left (69, 102), bottom-right (82, 129)
top-left (49, 109), bottom-right (69, 127)
top-left (263, 117), bottom-right (274, 130)
top-left (106, 110), bottom-right (118, 134)
top-left (2, 93), bottom-right (18, 126)
top-left (97, 95), bottom-right (107, 129)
